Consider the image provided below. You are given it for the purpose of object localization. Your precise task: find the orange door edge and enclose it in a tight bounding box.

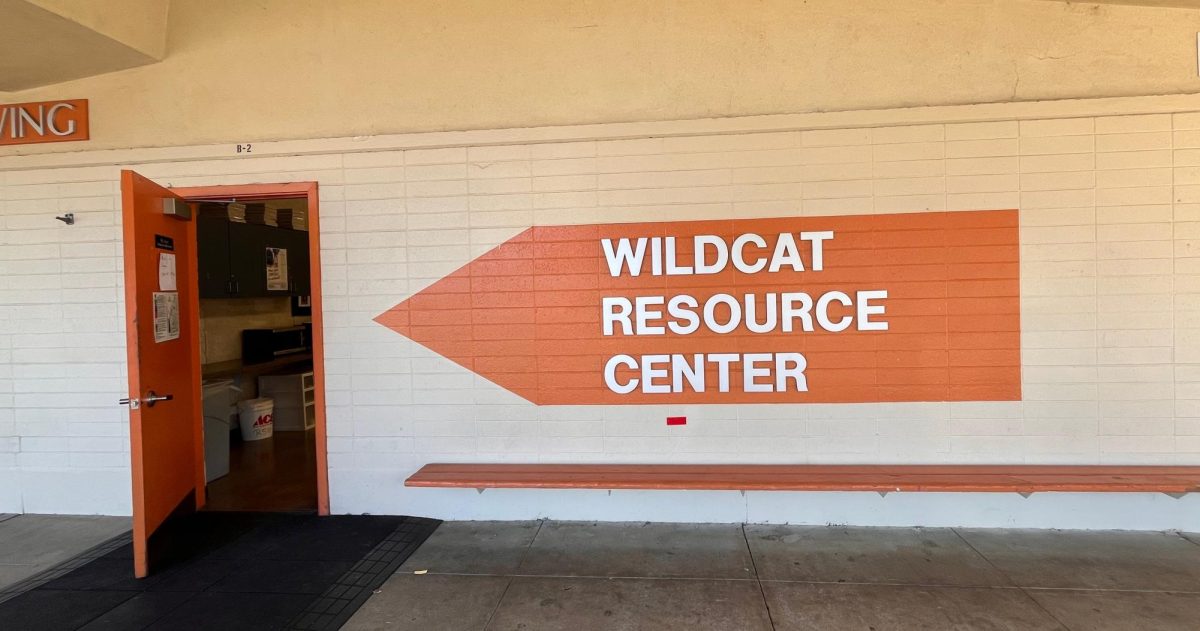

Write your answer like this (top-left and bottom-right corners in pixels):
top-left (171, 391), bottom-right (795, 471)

top-left (170, 182), bottom-right (331, 516)
top-left (118, 171), bottom-right (148, 575)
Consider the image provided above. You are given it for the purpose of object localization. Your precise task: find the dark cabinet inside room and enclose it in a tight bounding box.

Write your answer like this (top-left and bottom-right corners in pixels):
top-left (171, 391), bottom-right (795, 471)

top-left (198, 213), bottom-right (310, 299)
top-left (197, 214), bottom-right (233, 298)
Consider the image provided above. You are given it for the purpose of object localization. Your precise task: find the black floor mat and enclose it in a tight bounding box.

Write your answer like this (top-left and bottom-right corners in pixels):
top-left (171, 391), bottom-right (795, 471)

top-left (0, 513), bottom-right (440, 631)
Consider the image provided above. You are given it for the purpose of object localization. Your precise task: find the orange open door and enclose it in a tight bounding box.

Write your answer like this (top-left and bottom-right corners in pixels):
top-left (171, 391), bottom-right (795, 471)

top-left (120, 170), bottom-right (205, 578)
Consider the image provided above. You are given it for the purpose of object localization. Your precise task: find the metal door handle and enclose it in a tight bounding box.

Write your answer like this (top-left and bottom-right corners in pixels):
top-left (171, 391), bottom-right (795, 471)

top-left (118, 390), bottom-right (173, 410)
top-left (142, 390), bottom-right (173, 407)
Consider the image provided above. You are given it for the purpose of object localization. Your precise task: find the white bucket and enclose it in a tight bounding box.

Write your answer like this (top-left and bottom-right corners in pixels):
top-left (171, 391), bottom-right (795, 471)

top-left (237, 398), bottom-right (275, 441)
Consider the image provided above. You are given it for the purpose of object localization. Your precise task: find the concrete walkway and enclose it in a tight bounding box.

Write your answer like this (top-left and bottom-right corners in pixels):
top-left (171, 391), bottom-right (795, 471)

top-left (0, 514), bottom-right (130, 591)
top-left (346, 521), bottom-right (1200, 631)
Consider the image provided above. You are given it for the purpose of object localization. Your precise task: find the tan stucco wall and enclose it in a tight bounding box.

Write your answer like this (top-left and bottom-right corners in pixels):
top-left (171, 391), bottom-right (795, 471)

top-left (2, 0), bottom-right (1200, 154)
top-left (1045, 0), bottom-right (1200, 8)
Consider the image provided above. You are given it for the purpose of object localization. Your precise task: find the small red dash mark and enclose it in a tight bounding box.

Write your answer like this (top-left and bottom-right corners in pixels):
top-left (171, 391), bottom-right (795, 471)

top-left (667, 416), bottom-right (686, 426)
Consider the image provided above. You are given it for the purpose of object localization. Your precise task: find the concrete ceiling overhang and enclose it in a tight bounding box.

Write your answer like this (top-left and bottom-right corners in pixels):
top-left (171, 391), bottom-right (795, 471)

top-left (0, 0), bottom-right (169, 91)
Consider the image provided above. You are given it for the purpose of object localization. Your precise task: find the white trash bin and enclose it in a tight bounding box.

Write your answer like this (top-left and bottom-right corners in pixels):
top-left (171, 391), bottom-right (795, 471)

top-left (201, 379), bottom-right (239, 481)
top-left (237, 397), bottom-right (275, 441)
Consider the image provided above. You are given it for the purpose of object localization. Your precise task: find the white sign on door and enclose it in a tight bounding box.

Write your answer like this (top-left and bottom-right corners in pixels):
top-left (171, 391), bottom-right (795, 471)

top-left (158, 252), bottom-right (177, 291)
top-left (152, 291), bottom-right (179, 343)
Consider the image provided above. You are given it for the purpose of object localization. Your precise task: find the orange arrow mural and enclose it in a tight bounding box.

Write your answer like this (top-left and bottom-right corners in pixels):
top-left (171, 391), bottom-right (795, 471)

top-left (375, 209), bottom-right (1020, 405)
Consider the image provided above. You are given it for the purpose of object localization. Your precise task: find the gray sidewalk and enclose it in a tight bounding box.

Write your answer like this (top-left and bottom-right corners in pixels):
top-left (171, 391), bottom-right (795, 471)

top-left (346, 521), bottom-right (1200, 631)
top-left (0, 514), bottom-right (130, 590)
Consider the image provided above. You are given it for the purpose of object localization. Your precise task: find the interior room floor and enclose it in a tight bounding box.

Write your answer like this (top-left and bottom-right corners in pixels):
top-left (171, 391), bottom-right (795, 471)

top-left (0, 512), bottom-right (438, 631)
top-left (205, 430), bottom-right (317, 512)
top-left (346, 520), bottom-right (1200, 631)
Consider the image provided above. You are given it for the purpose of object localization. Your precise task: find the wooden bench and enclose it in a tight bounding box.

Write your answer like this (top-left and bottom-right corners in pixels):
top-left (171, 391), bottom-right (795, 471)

top-left (406, 464), bottom-right (1200, 496)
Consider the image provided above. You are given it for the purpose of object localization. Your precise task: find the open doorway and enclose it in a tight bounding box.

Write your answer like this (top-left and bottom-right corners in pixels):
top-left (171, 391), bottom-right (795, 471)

top-left (174, 183), bottom-right (329, 515)
top-left (121, 175), bottom-right (330, 576)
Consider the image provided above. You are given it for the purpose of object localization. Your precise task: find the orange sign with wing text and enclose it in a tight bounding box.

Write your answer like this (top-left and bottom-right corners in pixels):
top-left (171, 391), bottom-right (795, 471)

top-left (0, 99), bottom-right (89, 146)
top-left (375, 209), bottom-right (1021, 405)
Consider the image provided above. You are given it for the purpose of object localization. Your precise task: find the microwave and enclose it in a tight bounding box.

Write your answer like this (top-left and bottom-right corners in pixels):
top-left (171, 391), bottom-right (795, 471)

top-left (242, 324), bottom-right (312, 364)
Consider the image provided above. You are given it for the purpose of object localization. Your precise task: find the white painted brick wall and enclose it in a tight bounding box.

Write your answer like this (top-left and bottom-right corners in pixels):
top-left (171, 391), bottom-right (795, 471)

top-left (3, 102), bottom-right (1200, 519)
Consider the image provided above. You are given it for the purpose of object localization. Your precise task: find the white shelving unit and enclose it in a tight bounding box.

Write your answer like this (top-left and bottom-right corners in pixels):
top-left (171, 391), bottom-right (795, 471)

top-left (258, 370), bottom-right (315, 431)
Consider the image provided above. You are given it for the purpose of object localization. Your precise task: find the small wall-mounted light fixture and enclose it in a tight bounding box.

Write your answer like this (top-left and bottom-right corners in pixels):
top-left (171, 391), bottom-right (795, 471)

top-left (55, 213), bottom-right (75, 225)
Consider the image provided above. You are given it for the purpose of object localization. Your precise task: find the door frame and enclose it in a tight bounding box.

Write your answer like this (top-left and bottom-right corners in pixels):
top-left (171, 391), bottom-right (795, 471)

top-left (170, 181), bottom-right (330, 515)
